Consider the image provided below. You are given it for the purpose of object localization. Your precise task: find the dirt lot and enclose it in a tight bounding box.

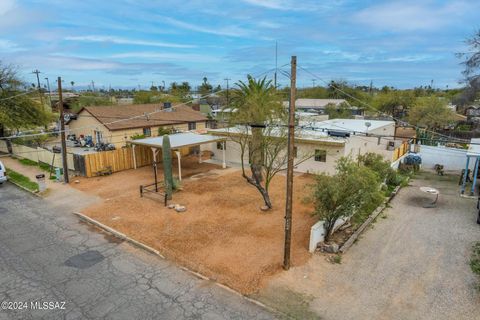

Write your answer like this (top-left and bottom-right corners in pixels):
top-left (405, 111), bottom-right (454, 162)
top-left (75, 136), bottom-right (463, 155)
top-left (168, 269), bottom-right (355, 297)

top-left (72, 156), bottom-right (316, 294)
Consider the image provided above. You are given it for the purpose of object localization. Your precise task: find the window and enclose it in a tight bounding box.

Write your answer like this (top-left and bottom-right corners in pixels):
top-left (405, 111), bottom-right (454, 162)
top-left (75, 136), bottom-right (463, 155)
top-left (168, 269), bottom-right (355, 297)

top-left (314, 149), bottom-right (327, 162)
top-left (293, 146), bottom-right (298, 158)
top-left (188, 122), bottom-right (196, 130)
top-left (217, 141), bottom-right (226, 150)
top-left (143, 127), bottom-right (151, 137)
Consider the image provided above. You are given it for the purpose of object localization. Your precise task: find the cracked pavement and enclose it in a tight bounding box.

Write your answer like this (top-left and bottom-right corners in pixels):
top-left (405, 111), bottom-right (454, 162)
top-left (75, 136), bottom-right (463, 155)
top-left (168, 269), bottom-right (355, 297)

top-left (0, 183), bottom-right (276, 320)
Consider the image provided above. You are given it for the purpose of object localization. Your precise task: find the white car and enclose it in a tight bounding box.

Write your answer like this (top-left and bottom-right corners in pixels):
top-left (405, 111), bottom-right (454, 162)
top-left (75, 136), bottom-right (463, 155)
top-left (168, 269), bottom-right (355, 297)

top-left (0, 160), bottom-right (7, 184)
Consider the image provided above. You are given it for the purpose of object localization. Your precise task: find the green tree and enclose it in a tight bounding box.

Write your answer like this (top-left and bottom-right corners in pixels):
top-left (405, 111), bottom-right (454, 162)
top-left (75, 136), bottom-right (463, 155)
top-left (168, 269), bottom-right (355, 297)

top-left (457, 29), bottom-right (480, 104)
top-left (312, 157), bottom-right (383, 242)
top-left (324, 102), bottom-right (353, 119)
top-left (372, 91), bottom-right (415, 115)
top-left (0, 62), bottom-right (52, 136)
top-left (198, 77), bottom-right (213, 96)
top-left (408, 96), bottom-right (455, 129)
top-left (230, 75), bottom-right (285, 210)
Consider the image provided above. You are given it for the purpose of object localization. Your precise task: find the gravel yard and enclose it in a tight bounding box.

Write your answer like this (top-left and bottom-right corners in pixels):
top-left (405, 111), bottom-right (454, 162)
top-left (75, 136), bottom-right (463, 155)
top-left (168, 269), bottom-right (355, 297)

top-left (256, 172), bottom-right (480, 320)
top-left (71, 157), bottom-right (316, 294)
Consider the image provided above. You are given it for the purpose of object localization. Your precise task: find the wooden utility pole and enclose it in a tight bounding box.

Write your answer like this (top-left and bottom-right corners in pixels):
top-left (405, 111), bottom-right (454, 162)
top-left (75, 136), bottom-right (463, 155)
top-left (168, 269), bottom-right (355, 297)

top-left (58, 77), bottom-right (69, 183)
top-left (283, 56), bottom-right (296, 270)
top-left (32, 69), bottom-right (44, 109)
top-left (224, 78), bottom-right (231, 108)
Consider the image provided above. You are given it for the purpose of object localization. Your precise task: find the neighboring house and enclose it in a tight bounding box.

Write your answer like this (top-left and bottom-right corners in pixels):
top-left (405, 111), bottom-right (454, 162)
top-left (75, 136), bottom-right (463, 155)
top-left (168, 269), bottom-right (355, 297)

top-left (465, 106), bottom-right (480, 122)
top-left (67, 103), bottom-right (207, 148)
top-left (282, 98), bottom-right (364, 116)
top-left (206, 119), bottom-right (402, 175)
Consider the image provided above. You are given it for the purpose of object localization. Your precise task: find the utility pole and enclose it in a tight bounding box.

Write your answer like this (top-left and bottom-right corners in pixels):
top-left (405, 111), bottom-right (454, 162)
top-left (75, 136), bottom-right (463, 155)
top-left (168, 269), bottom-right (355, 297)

top-left (283, 56), bottom-right (296, 270)
top-left (312, 79), bottom-right (316, 88)
top-left (91, 80), bottom-right (95, 92)
top-left (32, 69), bottom-right (44, 108)
top-left (44, 77), bottom-right (52, 107)
top-left (58, 77), bottom-right (69, 184)
top-left (274, 41), bottom-right (278, 88)
top-left (224, 78), bottom-right (231, 108)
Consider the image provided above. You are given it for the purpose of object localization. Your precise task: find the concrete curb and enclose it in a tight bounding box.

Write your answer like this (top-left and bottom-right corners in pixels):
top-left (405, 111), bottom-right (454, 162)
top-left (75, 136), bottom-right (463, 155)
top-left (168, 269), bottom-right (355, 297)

top-left (6, 180), bottom-right (42, 198)
top-left (339, 184), bottom-right (403, 254)
top-left (72, 212), bottom-right (281, 318)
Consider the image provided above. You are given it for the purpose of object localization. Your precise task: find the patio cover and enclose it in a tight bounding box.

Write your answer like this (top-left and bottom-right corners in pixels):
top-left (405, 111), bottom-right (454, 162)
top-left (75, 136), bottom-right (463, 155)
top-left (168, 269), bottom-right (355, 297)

top-left (129, 132), bottom-right (227, 181)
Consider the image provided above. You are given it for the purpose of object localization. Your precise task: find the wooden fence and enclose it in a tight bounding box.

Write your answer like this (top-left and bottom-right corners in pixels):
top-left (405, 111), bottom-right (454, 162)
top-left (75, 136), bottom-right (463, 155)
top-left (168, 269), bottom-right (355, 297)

top-left (83, 146), bottom-right (153, 177)
top-left (392, 142), bottom-right (409, 161)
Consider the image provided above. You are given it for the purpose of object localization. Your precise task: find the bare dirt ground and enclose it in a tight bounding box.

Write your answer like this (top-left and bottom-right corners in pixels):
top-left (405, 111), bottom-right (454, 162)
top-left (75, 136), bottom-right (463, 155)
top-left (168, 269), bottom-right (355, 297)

top-left (255, 172), bottom-right (480, 320)
top-left (71, 156), bottom-right (317, 294)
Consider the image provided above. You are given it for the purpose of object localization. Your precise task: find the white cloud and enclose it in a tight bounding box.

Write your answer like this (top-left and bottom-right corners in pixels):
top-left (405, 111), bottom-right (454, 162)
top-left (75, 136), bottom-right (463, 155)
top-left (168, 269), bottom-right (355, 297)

top-left (354, 1), bottom-right (471, 32)
top-left (0, 0), bottom-right (15, 15)
top-left (0, 39), bottom-right (23, 52)
top-left (110, 51), bottom-right (218, 62)
top-left (160, 16), bottom-right (252, 37)
top-left (64, 35), bottom-right (196, 48)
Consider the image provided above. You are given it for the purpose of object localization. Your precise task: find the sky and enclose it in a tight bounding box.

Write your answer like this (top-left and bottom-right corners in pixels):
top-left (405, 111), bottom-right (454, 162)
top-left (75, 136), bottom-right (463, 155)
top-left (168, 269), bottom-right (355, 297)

top-left (0, 0), bottom-right (479, 90)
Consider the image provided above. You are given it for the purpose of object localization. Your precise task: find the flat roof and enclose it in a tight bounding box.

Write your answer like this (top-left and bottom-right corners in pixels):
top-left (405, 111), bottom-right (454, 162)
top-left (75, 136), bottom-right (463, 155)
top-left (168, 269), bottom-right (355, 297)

top-left (305, 119), bottom-right (394, 133)
top-left (129, 132), bottom-right (226, 149)
top-left (467, 138), bottom-right (480, 157)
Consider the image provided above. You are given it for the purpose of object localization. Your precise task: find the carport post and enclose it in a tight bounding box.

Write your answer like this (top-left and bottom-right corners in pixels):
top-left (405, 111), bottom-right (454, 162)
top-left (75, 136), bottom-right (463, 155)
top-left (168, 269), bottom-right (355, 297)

top-left (222, 140), bottom-right (226, 169)
top-left (132, 144), bottom-right (137, 169)
top-left (175, 151), bottom-right (182, 181)
top-left (461, 156), bottom-right (470, 194)
top-left (471, 157), bottom-right (479, 195)
top-left (198, 144), bottom-right (203, 164)
top-left (152, 147), bottom-right (158, 192)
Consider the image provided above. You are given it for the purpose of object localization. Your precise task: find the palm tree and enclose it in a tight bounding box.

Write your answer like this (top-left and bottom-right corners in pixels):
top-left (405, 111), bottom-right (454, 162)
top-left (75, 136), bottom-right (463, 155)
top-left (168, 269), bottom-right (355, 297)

top-left (70, 81), bottom-right (75, 91)
top-left (230, 75), bottom-right (283, 209)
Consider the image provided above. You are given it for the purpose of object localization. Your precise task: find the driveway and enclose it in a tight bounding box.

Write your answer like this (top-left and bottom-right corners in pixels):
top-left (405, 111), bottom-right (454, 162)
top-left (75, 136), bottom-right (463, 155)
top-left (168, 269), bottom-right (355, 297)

top-left (256, 172), bottom-right (480, 320)
top-left (0, 183), bottom-right (274, 320)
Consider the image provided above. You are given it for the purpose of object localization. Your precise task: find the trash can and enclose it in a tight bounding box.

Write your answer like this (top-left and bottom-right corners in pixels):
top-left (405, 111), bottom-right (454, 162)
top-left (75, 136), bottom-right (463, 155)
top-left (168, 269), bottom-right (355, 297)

top-left (36, 174), bottom-right (46, 192)
top-left (55, 167), bottom-right (62, 182)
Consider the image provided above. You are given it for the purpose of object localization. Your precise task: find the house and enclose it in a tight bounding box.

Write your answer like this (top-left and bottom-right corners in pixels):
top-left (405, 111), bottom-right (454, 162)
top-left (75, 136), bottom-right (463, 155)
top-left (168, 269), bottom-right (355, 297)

top-left (465, 105), bottom-right (480, 122)
top-left (283, 99), bottom-right (364, 116)
top-left (206, 119), bottom-right (404, 175)
top-left (67, 103), bottom-right (208, 148)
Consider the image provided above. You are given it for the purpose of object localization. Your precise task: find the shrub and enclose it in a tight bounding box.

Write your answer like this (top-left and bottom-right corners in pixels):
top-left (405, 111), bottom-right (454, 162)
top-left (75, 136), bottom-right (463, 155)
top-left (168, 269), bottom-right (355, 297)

top-left (312, 157), bottom-right (384, 241)
top-left (130, 134), bottom-right (145, 140)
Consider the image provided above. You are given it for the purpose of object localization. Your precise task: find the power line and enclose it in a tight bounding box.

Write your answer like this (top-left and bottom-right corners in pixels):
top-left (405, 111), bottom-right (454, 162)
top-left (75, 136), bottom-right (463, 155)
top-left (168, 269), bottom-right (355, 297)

top-left (297, 65), bottom-right (470, 143)
top-left (0, 66), bottom-right (284, 141)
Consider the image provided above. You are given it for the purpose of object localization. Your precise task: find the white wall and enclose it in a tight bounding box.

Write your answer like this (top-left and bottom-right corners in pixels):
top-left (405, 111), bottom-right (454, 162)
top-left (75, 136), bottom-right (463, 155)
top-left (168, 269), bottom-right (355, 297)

top-left (418, 145), bottom-right (472, 171)
top-left (207, 139), bottom-right (344, 175)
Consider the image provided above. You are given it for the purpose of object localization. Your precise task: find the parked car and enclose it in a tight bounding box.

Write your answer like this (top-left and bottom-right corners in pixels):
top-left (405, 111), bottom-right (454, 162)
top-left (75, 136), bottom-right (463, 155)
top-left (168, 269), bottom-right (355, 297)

top-left (0, 160), bottom-right (7, 184)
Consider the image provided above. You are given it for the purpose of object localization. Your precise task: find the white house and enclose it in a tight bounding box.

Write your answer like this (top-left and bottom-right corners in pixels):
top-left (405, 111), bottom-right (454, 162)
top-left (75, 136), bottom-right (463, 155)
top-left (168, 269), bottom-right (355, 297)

top-left (205, 119), bottom-right (404, 174)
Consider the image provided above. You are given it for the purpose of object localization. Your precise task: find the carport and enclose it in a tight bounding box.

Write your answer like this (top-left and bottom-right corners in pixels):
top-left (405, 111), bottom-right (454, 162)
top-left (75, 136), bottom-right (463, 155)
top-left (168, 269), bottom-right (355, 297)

top-left (129, 132), bottom-right (227, 181)
top-left (461, 138), bottom-right (480, 195)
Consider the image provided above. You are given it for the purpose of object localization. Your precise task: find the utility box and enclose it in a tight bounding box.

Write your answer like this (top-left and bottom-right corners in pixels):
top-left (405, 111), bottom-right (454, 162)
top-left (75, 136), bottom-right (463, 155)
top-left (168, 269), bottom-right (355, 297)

top-left (55, 168), bottom-right (63, 182)
top-left (36, 174), bottom-right (46, 192)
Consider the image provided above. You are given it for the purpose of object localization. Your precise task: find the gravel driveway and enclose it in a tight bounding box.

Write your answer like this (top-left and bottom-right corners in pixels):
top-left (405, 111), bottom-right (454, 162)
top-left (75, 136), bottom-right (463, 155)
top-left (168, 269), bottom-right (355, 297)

top-left (257, 172), bottom-right (480, 320)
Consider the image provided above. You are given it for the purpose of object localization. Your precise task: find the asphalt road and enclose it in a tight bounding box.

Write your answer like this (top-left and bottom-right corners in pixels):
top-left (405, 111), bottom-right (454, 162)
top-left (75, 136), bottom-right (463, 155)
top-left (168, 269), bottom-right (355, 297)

top-left (0, 183), bottom-right (275, 320)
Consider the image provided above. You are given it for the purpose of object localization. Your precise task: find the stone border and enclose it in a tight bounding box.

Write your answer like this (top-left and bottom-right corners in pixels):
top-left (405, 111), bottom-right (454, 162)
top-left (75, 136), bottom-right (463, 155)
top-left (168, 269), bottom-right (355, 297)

top-left (72, 212), bottom-right (282, 318)
top-left (339, 184), bottom-right (401, 253)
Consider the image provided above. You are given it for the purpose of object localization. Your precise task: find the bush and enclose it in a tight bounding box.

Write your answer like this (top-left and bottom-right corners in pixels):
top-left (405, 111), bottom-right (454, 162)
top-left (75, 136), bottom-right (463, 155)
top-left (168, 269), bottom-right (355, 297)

top-left (130, 134), bottom-right (145, 140)
top-left (312, 156), bottom-right (384, 241)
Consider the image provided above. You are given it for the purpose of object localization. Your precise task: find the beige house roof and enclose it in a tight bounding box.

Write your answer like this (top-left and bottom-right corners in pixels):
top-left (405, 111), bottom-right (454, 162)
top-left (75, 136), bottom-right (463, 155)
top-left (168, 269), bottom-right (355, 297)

top-left (282, 99), bottom-right (349, 109)
top-left (77, 104), bottom-right (207, 131)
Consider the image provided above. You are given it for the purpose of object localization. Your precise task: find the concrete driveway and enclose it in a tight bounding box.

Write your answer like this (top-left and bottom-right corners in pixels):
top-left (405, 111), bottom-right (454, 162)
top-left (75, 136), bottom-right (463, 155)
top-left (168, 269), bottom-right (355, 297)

top-left (0, 183), bottom-right (274, 320)
top-left (256, 172), bottom-right (480, 320)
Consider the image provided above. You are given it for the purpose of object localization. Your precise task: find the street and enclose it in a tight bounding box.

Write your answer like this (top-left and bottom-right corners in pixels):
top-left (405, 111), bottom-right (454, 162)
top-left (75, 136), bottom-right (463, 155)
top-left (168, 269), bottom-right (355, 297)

top-left (0, 183), bottom-right (275, 320)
